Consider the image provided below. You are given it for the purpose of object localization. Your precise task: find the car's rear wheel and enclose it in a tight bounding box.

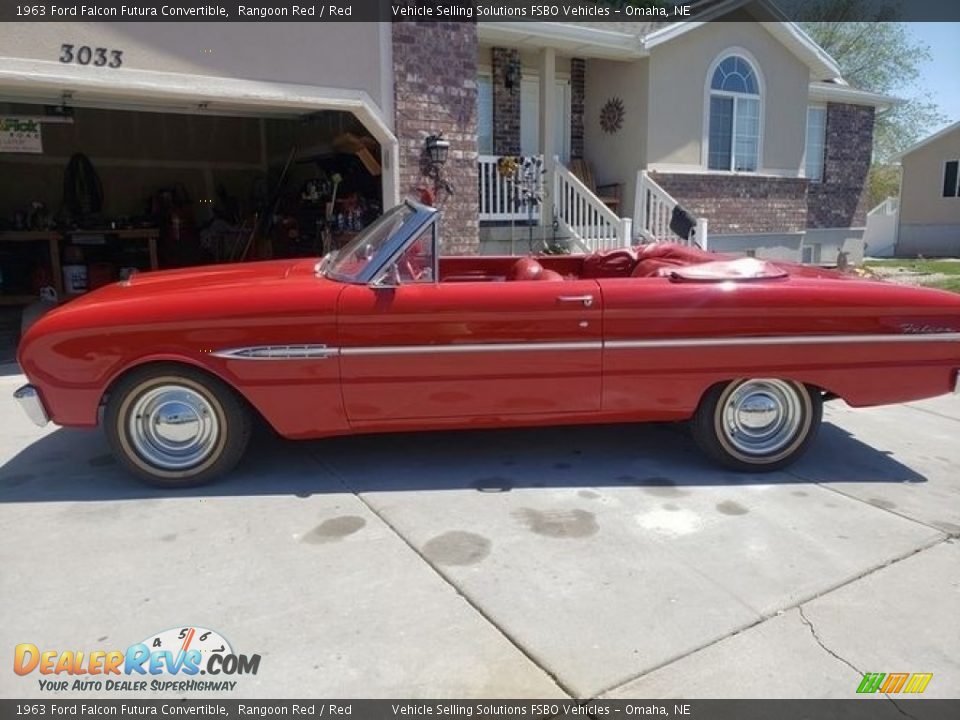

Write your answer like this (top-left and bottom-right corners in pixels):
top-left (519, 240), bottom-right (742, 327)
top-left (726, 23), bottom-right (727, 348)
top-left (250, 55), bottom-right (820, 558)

top-left (692, 378), bottom-right (822, 472)
top-left (105, 365), bottom-right (251, 487)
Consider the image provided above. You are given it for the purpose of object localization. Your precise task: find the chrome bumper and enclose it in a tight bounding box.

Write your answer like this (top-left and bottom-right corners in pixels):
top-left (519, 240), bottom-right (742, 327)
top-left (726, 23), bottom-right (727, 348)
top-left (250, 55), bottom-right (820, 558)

top-left (14, 384), bottom-right (49, 427)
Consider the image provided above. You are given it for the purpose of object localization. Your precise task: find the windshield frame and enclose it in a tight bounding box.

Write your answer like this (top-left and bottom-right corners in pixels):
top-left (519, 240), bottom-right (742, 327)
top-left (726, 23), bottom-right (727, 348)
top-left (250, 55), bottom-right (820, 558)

top-left (322, 200), bottom-right (438, 285)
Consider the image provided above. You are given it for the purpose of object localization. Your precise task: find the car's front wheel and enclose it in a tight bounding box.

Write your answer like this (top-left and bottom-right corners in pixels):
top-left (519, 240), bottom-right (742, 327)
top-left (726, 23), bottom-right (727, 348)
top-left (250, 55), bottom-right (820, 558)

top-left (691, 378), bottom-right (822, 472)
top-left (105, 365), bottom-right (251, 487)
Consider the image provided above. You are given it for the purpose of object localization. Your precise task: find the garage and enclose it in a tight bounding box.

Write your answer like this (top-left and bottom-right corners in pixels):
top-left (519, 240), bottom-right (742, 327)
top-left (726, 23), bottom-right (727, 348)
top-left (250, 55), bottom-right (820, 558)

top-left (0, 21), bottom-right (400, 360)
top-left (2, 100), bottom-right (386, 278)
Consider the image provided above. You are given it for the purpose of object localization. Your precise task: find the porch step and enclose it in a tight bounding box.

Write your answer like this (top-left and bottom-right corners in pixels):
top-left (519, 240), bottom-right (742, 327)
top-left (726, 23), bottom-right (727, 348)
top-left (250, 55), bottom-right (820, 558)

top-left (553, 158), bottom-right (632, 252)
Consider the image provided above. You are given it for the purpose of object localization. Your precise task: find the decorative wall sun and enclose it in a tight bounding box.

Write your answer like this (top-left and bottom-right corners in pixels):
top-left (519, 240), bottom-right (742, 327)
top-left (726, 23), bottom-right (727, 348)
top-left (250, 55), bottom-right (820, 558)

top-left (600, 97), bottom-right (625, 134)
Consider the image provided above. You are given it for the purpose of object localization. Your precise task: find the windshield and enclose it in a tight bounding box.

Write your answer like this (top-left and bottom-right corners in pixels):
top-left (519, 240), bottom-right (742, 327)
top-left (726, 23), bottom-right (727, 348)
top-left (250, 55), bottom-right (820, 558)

top-left (324, 203), bottom-right (415, 282)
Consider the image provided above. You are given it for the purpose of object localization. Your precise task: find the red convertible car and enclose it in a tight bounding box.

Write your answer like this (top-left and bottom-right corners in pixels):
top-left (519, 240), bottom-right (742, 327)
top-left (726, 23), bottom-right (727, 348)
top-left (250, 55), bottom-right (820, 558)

top-left (15, 201), bottom-right (960, 486)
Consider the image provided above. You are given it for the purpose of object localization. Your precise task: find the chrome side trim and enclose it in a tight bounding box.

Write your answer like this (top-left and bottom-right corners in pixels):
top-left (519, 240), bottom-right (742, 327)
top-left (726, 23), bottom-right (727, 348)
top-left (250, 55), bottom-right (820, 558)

top-left (341, 341), bottom-right (603, 356)
top-left (14, 384), bottom-right (49, 427)
top-left (212, 333), bottom-right (960, 361)
top-left (212, 345), bottom-right (336, 360)
top-left (955, 370), bottom-right (960, 395)
top-left (606, 333), bottom-right (960, 350)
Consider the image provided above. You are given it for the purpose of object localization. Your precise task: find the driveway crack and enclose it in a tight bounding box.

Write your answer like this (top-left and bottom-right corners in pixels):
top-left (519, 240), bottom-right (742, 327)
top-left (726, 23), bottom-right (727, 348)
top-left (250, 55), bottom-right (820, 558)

top-left (797, 606), bottom-right (861, 676)
top-left (797, 607), bottom-right (921, 720)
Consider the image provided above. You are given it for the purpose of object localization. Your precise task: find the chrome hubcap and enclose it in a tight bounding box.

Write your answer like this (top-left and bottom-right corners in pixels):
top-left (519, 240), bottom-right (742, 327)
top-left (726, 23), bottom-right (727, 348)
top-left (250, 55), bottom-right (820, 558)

top-left (128, 385), bottom-right (219, 470)
top-left (721, 379), bottom-right (804, 458)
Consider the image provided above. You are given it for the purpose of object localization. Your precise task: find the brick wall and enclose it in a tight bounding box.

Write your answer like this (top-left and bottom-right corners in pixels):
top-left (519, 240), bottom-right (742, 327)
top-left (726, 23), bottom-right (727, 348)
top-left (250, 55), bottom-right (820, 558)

top-left (392, 22), bottom-right (478, 254)
top-left (807, 103), bottom-right (874, 229)
top-left (652, 173), bottom-right (809, 234)
top-left (491, 47), bottom-right (521, 155)
top-left (570, 58), bottom-right (585, 160)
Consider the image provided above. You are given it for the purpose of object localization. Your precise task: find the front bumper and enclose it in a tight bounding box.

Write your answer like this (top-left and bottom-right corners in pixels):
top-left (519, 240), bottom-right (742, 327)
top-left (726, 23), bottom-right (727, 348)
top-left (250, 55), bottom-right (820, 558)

top-left (14, 384), bottom-right (50, 427)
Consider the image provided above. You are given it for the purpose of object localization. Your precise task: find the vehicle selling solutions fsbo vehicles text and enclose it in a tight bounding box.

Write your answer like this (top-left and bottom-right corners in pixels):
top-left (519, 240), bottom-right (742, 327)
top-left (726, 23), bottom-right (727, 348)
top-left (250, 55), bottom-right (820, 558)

top-left (390, 4), bottom-right (692, 18)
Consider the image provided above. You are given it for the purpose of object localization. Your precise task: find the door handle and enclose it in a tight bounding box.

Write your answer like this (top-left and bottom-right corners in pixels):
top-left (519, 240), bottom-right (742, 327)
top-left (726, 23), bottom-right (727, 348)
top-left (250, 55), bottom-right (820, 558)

top-left (557, 294), bottom-right (594, 307)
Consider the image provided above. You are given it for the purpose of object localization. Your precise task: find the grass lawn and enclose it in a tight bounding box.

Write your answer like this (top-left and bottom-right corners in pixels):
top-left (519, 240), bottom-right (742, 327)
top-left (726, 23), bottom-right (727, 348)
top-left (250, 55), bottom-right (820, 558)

top-left (928, 277), bottom-right (960, 293)
top-left (864, 259), bottom-right (960, 275)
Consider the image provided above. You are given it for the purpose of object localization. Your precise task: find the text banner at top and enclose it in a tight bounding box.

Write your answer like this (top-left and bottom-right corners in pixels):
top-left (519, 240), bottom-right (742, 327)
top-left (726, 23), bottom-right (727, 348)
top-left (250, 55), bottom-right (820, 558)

top-left (3, 1), bottom-right (960, 23)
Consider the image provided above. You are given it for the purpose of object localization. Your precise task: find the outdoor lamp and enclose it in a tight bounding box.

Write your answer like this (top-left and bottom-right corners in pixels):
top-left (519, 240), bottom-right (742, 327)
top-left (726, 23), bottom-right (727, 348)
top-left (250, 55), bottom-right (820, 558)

top-left (425, 134), bottom-right (450, 168)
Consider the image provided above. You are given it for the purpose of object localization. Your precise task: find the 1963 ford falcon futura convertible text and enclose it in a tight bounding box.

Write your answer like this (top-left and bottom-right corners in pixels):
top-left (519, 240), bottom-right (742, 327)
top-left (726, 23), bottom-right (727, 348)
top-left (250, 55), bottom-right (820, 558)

top-left (15, 201), bottom-right (960, 486)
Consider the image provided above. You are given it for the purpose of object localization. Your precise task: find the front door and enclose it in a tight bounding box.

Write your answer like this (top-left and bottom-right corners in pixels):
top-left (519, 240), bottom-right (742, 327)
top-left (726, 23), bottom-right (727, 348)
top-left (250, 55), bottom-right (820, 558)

top-left (520, 76), bottom-right (571, 162)
top-left (337, 279), bottom-right (602, 423)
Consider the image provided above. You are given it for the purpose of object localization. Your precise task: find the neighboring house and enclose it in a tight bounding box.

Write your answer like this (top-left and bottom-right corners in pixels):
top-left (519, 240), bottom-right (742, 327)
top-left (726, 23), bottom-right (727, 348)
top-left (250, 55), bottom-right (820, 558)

top-left (891, 121), bottom-right (960, 257)
top-left (474, 0), bottom-right (896, 262)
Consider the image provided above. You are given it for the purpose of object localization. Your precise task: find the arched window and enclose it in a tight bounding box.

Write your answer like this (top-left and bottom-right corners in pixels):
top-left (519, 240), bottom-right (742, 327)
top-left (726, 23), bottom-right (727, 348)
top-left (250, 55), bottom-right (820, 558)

top-left (707, 54), bottom-right (761, 172)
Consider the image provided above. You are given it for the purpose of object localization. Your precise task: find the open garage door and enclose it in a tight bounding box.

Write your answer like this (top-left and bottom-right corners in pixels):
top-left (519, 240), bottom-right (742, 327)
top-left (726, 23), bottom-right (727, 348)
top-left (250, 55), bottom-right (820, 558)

top-left (0, 67), bottom-right (398, 312)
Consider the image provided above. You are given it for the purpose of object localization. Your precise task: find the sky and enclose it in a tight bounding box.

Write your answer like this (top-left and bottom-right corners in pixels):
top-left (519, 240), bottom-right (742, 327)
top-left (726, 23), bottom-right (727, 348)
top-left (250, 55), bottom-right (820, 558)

top-left (907, 23), bottom-right (960, 135)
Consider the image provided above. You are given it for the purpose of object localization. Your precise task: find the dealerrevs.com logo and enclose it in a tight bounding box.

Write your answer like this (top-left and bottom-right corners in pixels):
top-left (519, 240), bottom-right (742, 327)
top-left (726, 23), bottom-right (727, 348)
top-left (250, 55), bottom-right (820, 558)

top-left (14, 626), bottom-right (261, 692)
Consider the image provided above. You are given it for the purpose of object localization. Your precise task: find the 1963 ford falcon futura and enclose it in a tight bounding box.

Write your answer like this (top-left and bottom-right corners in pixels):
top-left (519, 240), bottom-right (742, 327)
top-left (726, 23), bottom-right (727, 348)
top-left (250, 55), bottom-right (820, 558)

top-left (15, 201), bottom-right (960, 486)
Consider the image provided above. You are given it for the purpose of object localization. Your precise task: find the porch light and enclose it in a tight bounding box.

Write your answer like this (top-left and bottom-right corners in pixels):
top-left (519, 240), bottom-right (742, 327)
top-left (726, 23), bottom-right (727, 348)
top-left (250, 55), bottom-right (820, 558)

top-left (425, 134), bottom-right (450, 168)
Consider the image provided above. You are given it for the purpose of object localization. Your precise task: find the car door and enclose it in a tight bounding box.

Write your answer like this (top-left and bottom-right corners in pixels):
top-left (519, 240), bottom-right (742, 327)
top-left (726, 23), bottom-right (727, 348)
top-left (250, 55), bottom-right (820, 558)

top-left (336, 277), bottom-right (602, 423)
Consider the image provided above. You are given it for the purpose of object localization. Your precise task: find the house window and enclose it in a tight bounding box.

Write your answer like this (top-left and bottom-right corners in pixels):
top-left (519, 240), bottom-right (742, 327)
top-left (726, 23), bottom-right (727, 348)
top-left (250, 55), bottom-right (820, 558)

top-left (805, 106), bottom-right (826, 182)
top-left (707, 54), bottom-right (760, 172)
top-left (477, 73), bottom-right (493, 155)
top-left (944, 160), bottom-right (960, 198)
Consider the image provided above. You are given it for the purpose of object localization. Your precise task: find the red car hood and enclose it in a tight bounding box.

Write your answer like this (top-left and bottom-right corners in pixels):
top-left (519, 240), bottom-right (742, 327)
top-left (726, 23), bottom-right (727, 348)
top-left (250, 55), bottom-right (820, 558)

top-left (124, 258), bottom-right (314, 289)
top-left (63, 258), bottom-right (320, 307)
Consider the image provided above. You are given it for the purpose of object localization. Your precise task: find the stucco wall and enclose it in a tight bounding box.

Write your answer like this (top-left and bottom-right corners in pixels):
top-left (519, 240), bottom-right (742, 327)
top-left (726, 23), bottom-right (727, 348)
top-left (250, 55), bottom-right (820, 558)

top-left (804, 227), bottom-right (867, 265)
top-left (0, 22), bottom-right (389, 116)
top-left (896, 225), bottom-right (960, 257)
top-left (645, 21), bottom-right (810, 173)
top-left (584, 57), bottom-right (649, 221)
top-left (706, 233), bottom-right (803, 261)
top-left (899, 125), bottom-right (960, 227)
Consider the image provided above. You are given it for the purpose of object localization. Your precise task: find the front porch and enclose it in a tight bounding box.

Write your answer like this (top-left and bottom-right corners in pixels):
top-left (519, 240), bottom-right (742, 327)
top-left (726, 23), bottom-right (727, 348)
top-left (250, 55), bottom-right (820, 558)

top-left (477, 154), bottom-right (705, 254)
top-left (474, 32), bottom-right (706, 255)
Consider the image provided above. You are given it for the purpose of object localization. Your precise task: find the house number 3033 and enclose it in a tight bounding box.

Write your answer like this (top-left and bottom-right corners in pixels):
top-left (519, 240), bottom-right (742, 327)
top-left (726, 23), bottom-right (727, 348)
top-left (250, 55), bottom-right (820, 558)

top-left (59, 44), bottom-right (123, 68)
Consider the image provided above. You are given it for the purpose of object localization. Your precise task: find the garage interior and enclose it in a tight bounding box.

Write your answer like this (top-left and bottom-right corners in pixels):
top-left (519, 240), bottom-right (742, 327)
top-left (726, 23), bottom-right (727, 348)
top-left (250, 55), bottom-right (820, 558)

top-left (0, 100), bottom-right (384, 360)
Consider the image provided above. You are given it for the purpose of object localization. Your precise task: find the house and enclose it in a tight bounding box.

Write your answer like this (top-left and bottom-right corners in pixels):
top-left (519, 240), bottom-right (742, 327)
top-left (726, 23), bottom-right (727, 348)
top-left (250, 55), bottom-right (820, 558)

top-left (0, 1), bottom-right (894, 304)
top-left (472, 0), bottom-right (896, 263)
top-left (891, 121), bottom-right (960, 257)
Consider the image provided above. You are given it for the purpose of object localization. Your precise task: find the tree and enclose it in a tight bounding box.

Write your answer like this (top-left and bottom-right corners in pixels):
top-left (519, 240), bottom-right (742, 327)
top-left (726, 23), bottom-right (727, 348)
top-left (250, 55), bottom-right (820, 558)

top-left (798, 1), bottom-right (948, 205)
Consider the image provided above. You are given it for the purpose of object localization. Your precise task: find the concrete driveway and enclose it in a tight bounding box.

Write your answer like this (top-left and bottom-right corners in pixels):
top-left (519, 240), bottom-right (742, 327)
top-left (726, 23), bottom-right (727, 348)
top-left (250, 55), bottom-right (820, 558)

top-left (0, 364), bottom-right (957, 700)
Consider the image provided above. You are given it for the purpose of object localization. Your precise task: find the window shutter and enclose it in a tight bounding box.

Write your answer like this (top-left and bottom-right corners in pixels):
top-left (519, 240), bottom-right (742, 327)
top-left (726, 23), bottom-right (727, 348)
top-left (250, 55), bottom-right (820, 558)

top-left (944, 160), bottom-right (959, 198)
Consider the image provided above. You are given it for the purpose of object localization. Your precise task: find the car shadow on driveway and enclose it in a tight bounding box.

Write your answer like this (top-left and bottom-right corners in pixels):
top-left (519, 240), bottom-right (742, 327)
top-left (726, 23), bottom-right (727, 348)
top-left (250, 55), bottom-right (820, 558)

top-left (0, 419), bottom-right (927, 503)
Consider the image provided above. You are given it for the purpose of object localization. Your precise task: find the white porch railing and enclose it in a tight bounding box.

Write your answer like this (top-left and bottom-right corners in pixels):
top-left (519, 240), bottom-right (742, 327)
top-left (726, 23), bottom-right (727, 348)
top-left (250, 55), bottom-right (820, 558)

top-left (477, 154), bottom-right (541, 222)
top-left (553, 160), bottom-right (632, 252)
top-left (863, 195), bottom-right (899, 258)
top-left (867, 196), bottom-right (899, 217)
top-left (634, 170), bottom-right (708, 248)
